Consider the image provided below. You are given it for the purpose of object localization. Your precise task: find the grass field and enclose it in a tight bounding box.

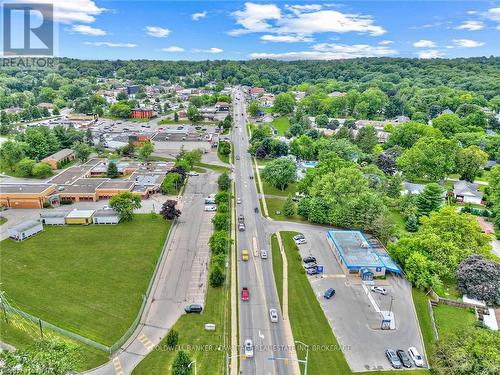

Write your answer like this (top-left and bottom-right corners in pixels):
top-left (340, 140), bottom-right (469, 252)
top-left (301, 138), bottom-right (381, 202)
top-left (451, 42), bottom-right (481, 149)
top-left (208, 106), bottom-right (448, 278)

top-left (266, 197), bottom-right (307, 223)
top-left (0, 310), bottom-right (108, 371)
top-left (272, 117), bottom-right (291, 136)
top-left (194, 162), bottom-right (230, 174)
top-left (270, 234), bottom-right (283, 309)
top-left (0, 214), bottom-right (172, 346)
top-left (411, 289), bottom-right (436, 366)
top-left (262, 181), bottom-right (298, 197)
top-left (281, 231), bottom-right (430, 375)
top-left (0, 216), bottom-right (7, 225)
top-left (433, 303), bottom-right (476, 337)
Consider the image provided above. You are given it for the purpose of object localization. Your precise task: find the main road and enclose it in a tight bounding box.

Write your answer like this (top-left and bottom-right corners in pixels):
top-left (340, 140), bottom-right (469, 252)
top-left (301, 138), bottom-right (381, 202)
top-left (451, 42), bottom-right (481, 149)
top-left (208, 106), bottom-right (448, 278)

top-left (231, 88), bottom-right (293, 375)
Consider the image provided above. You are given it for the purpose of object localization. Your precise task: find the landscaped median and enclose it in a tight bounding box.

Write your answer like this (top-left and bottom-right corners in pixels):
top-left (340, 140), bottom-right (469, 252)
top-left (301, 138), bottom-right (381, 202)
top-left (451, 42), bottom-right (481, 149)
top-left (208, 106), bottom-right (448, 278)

top-left (0, 214), bottom-right (172, 368)
top-left (277, 231), bottom-right (430, 375)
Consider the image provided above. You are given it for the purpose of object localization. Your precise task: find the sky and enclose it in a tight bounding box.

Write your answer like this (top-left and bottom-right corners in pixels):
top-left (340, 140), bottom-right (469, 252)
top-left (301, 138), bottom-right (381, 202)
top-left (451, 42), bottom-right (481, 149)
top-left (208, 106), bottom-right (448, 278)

top-left (2, 1), bottom-right (500, 60)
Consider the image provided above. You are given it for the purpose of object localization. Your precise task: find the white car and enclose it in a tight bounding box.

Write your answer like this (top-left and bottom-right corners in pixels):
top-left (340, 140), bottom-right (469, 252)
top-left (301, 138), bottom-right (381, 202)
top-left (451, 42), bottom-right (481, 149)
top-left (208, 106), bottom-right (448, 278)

top-left (188, 171), bottom-right (199, 176)
top-left (237, 198), bottom-right (241, 204)
top-left (408, 347), bottom-right (424, 367)
top-left (260, 249), bottom-right (268, 259)
top-left (293, 234), bottom-right (304, 241)
top-left (269, 308), bottom-right (279, 323)
top-left (294, 238), bottom-right (307, 245)
top-left (370, 286), bottom-right (387, 295)
top-left (204, 205), bottom-right (216, 212)
top-left (244, 339), bottom-right (254, 358)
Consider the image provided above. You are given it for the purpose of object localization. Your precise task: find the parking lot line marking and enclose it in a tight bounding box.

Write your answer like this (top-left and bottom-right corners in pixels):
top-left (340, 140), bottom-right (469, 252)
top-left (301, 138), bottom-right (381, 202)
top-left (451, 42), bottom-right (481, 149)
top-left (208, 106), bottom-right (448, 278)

top-left (112, 356), bottom-right (124, 375)
top-left (362, 284), bottom-right (381, 313)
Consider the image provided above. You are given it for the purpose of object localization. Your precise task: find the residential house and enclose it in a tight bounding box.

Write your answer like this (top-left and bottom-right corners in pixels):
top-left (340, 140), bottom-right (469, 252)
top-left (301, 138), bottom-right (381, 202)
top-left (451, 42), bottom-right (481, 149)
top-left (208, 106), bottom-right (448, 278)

top-left (328, 91), bottom-right (347, 98)
top-left (42, 149), bottom-right (76, 169)
top-left (249, 87), bottom-right (265, 99)
top-left (401, 182), bottom-right (426, 195)
top-left (454, 180), bottom-right (483, 205)
top-left (8, 220), bottom-right (43, 241)
top-left (260, 94), bottom-right (275, 107)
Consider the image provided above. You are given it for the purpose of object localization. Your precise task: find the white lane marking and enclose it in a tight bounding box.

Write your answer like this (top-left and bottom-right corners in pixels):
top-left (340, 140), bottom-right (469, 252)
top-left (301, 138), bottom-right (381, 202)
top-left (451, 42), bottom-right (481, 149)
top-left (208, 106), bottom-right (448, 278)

top-left (259, 330), bottom-right (265, 339)
top-left (362, 284), bottom-right (381, 313)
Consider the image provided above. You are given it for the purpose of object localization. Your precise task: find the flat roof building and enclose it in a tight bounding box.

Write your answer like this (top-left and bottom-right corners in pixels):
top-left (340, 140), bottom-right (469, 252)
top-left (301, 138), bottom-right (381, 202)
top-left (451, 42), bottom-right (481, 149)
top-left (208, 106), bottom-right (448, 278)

top-left (8, 220), bottom-right (43, 241)
top-left (93, 209), bottom-right (120, 225)
top-left (326, 230), bottom-right (401, 277)
top-left (0, 184), bottom-right (57, 209)
top-left (65, 209), bottom-right (95, 225)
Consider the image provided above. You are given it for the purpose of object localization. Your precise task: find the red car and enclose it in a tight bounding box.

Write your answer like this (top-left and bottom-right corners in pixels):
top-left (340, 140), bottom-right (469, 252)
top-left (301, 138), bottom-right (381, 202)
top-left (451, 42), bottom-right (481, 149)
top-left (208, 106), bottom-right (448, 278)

top-left (241, 287), bottom-right (249, 301)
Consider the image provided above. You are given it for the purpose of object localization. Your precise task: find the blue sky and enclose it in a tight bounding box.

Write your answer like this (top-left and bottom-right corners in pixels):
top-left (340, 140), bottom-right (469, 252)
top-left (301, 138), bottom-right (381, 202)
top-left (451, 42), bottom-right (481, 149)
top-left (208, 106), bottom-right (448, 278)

top-left (4, 1), bottom-right (500, 60)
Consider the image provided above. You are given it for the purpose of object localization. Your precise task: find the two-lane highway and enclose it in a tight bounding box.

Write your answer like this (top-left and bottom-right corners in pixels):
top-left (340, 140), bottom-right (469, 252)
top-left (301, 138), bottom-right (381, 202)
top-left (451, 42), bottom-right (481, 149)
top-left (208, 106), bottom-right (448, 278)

top-left (232, 88), bottom-right (292, 375)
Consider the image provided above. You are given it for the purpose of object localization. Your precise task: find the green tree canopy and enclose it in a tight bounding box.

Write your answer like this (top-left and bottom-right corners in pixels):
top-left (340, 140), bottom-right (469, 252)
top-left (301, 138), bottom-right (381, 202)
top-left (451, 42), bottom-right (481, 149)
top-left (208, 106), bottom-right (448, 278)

top-left (261, 158), bottom-right (297, 190)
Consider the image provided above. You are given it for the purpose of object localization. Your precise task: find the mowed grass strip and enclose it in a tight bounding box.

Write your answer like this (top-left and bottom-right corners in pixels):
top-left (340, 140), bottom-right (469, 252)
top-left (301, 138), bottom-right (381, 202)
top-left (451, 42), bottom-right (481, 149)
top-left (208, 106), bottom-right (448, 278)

top-left (270, 234), bottom-right (283, 310)
top-left (132, 284), bottom-right (226, 375)
top-left (272, 117), bottom-right (290, 136)
top-left (0, 214), bottom-right (172, 346)
top-left (281, 231), bottom-right (429, 375)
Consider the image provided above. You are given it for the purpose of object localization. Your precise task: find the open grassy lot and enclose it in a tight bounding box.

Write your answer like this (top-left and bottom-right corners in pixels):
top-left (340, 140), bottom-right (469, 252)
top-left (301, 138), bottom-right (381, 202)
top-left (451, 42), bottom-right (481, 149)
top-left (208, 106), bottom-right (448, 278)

top-left (281, 231), bottom-right (430, 375)
top-left (262, 180), bottom-right (298, 197)
top-left (266, 197), bottom-right (307, 223)
top-left (0, 310), bottom-right (108, 371)
top-left (272, 117), bottom-right (290, 136)
top-left (0, 214), bottom-right (172, 346)
top-left (270, 234), bottom-right (283, 309)
top-left (433, 303), bottom-right (477, 337)
top-left (411, 289), bottom-right (436, 365)
top-left (194, 162), bottom-right (230, 174)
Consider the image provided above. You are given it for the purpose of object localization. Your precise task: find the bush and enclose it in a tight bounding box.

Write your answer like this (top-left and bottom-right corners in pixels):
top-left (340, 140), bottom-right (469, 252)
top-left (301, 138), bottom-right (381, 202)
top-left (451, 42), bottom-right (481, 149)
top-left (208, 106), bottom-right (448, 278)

top-left (166, 329), bottom-right (179, 349)
top-left (217, 172), bottom-right (231, 191)
top-left (209, 266), bottom-right (225, 287)
top-left (215, 191), bottom-right (230, 205)
top-left (212, 213), bottom-right (229, 231)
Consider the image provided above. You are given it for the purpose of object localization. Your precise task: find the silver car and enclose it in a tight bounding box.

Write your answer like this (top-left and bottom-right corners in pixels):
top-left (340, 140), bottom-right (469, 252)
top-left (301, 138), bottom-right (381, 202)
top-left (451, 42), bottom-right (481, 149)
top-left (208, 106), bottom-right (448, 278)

top-left (260, 249), bottom-right (268, 259)
top-left (244, 339), bottom-right (254, 358)
top-left (269, 308), bottom-right (279, 323)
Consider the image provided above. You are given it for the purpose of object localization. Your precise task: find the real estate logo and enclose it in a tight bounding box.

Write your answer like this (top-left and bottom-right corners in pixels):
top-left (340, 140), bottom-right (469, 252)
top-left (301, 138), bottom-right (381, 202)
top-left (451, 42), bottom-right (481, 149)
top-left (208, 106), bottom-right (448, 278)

top-left (2, 2), bottom-right (57, 69)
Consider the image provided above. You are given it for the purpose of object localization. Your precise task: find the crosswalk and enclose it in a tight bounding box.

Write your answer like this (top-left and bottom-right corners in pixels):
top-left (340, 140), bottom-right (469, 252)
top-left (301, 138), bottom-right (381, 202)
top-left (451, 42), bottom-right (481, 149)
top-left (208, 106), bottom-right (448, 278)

top-left (112, 356), bottom-right (124, 375)
top-left (138, 332), bottom-right (155, 351)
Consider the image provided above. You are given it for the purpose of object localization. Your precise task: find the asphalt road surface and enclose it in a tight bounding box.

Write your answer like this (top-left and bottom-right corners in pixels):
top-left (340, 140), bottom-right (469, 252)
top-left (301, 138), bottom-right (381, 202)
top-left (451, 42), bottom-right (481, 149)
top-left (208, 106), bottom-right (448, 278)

top-left (231, 88), bottom-right (292, 375)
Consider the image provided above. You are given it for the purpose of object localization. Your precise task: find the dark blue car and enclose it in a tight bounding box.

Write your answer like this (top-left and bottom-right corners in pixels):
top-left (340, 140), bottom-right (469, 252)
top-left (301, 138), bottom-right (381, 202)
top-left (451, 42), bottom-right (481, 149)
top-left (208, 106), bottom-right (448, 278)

top-left (324, 288), bottom-right (336, 299)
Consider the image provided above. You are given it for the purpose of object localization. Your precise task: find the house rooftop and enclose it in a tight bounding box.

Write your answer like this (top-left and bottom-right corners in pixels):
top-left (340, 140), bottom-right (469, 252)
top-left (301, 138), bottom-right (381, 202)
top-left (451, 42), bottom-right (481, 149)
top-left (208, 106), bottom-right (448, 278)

top-left (43, 148), bottom-right (74, 161)
top-left (454, 180), bottom-right (483, 198)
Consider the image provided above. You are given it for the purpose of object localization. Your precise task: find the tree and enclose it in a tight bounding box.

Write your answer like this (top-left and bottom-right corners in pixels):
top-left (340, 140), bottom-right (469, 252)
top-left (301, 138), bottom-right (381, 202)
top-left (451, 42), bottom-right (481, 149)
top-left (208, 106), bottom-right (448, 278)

top-left (355, 126), bottom-right (378, 153)
top-left (457, 255), bottom-right (500, 305)
top-left (85, 128), bottom-right (93, 146)
top-left (432, 113), bottom-right (463, 137)
top-left (375, 152), bottom-right (397, 175)
top-left (218, 172), bottom-right (231, 191)
top-left (172, 350), bottom-right (193, 375)
top-left (32, 162), bottom-right (53, 178)
top-left (456, 145), bottom-right (488, 182)
top-left (109, 102), bottom-right (132, 118)
top-left (0, 140), bottom-right (26, 170)
top-left (397, 137), bottom-right (459, 181)
top-left (283, 194), bottom-right (296, 217)
top-left (187, 104), bottom-right (202, 122)
top-left (215, 191), bottom-right (230, 205)
top-left (166, 329), bottom-right (179, 349)
top-left (174, 111), bottom-right (179, 122)
top-left (109, 192), bottom-right (141, 222)
top-left (248, 100), bottom-right (260, 116)
top-left (17, 157), bottom-right (35, 177)
top-left (139, 142), bottom-right (154, 161)
top-left (385, 121), bottom-right (442, 149)
top-left (273, 93), bottom-right (295, 115)
top-left (161, 172), bottom-right (183, 194)
top-left (107, 161), bottom-right (119, 178)
top-left (209, 266), bottom-right (225, 287)
top-left (183, 149), bottom-right (202, 167)
top-left (160, 200), bottom-right (181, 220)
top-left (261, 158), bottom-right (296, 191)
top-left (209, 230), bottom-right (229, 255)
top-left (72, 141), bottom-right (92, 163)
top-left (0, 339), bottom-right (80, 375)
top-left (315, 114), bottom-right (329, 128)
top-left (212, 212), bottom-right (229, 231)
top-left (416, 183), bottom-right (444, 216)
top-left (116, 91), bottom-right (128, 101)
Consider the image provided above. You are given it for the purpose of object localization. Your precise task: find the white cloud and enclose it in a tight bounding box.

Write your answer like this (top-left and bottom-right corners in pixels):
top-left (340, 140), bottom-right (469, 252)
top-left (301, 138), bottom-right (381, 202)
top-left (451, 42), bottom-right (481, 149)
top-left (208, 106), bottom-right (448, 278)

top-left (452, 39), bottom-right (484, 48)
top-left (250, 42), bottom-right (397, 60)
top-left (83, 41), bottom-right (136, 48)
top-left (484, 7), bottom-right (500, 22)
top-left (261, 34), bottom-right (313, 43)
top-left (161, 46), bottom-right (185, 52)
top-left (417, 50), bottom-right (443, 59)
top-left (9, 0), bottom-right (106, 23)
top-left (456, 20), bottom-right (484, 31)
top-left (69, 24), bottom-right (106, 36)
top-left (192, 11), bottom-right (207, 21)
top-left (467, 11), bottom-right (478, 15)
top-left (145, 26), bottom-right (170, 38)
top-left (378, 40), bottom-right (393, 45)
top-left (230, 2), bottom-right (385, 37)
top-left (193, 47), bottom-right (224, 53)
top-left (497, 25), bottom-right (500, 30)
top-left (413, 39), bottom-right (436, 48)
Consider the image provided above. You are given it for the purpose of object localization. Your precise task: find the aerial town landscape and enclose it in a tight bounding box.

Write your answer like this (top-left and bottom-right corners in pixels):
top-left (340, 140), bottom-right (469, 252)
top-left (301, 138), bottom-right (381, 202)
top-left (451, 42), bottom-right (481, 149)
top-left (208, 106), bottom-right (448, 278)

top-left (0, 1), bottom-right (499, 375)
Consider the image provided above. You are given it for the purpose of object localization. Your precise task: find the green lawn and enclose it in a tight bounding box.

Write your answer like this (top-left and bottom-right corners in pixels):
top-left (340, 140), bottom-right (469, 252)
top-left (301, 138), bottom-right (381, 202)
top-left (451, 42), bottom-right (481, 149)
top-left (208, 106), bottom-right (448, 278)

top-left (433, 304), bottom-right (477, 337)
top-left (272, 117), bottom-right (290, 136)
top-left (0, 310), bottom-right (108, 371)
top-left (266, 197), bottom-right (307, 223)
top-left (282, 231), bottom-right (430, 375)
top-left (0, 216), bottom-right (7, 225)
top-left (0, 214), bottom-right (172, 346)
top-left (388, 209), bottom-right (407, 236)
top-left (270, 234), bottom-right (283, 310)
top-left (411, 289), bottom-right (436, 366)
top-left (262, 180), bottom-right (298, 197)
top-left (194, 162), bottom-right (230, 174)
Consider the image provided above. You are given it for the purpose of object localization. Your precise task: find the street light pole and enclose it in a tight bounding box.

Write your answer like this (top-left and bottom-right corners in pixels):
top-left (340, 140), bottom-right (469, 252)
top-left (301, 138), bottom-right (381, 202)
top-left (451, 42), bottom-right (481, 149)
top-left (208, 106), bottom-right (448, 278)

top-left (188, 360), bottom-right (197, 375)
top-left (295, 340), bottom-right (310, 375)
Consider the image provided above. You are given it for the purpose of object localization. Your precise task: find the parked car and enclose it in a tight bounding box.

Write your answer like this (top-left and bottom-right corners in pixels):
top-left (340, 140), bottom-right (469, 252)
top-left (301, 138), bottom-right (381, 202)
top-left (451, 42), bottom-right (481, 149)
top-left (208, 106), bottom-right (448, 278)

top-left (303, 256), bottom-right (317, 264)
top-left (241, 287), bottom-right (249, 301)
top-left (408, 347), bottom-right (424, 367)
top-left (184, 304), bottom-right (203, 313)
top-left (294, 238), bottom-right (307, 245)
top-left (370, 286), bottom-right (387, 295)
top-left (324, 288), bottom-right (336, 299)
top-left (204, 205), bottom-right (216, 212)
top-left (188, 171), bottom-right (199, 176)
top-left (260, 249), bottom-right (268, 259)
top-left (244, 339), bottom-right (254, 358)
top-left (269, 308), bottom-right (279, 323)
top-left (306, 268), bottom-right (319, 275)
top-left (293, 234), bottom-right (305, 241)
top-left (385, 349), bottom-right (402, 369)
top-left (304, 262), bottom-right (318, 270)
top-left (397, 350), bottom-right (413, 368)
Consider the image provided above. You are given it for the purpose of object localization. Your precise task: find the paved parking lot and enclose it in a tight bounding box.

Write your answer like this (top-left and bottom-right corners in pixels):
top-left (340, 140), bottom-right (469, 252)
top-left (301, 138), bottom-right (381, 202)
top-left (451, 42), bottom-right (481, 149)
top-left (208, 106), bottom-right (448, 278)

top-left (285, 227), bottom-right (427, 371)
